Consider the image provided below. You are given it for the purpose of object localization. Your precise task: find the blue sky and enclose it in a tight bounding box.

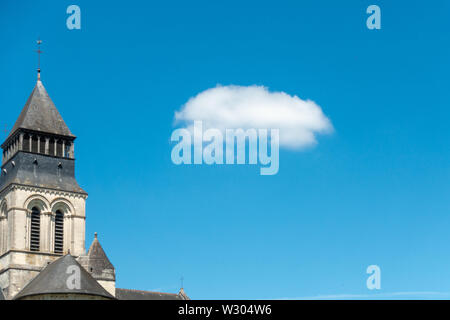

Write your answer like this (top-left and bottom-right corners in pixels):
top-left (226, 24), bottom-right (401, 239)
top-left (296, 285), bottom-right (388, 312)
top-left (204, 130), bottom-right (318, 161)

top-left (1, 0), bottom-right (450, 299)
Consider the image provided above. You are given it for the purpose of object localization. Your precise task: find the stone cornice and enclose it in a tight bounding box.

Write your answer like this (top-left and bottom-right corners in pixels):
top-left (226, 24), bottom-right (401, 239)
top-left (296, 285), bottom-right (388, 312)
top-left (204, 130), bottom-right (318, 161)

top-left (0, 264), bottom-right (44, 276)
top-left (6, 207), bottom-right (27, 213)
top-left (0, 248), bottom-right (70, 261)
top-left (23, 210), bottom-right (85, 220)
top-left (0, 184), bottom-right (88, 200)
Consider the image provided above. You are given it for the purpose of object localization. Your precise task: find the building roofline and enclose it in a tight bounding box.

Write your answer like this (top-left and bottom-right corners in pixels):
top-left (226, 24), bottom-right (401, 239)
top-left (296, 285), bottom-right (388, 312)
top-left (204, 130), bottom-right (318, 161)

top-left (1, 128), bottom-right (76, 149)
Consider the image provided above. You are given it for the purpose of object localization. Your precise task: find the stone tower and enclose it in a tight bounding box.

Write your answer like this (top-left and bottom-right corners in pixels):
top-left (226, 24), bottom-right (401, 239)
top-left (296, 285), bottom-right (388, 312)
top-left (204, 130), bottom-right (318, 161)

top-left (0, 75), bottom-right (87, 299)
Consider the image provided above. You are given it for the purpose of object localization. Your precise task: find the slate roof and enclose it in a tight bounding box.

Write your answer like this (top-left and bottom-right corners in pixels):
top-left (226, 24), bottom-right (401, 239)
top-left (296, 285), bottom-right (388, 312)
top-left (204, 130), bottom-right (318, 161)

top-left (6, 80), bottom-right (74, 141)
top-left (115, 288), bottom-right (189, 300)
top-left (13, 254), bottom-right (114, 300)
top-left (84, 233), bottom-right (115, 279)
top-left (0, 152), bottom-right (87, 194)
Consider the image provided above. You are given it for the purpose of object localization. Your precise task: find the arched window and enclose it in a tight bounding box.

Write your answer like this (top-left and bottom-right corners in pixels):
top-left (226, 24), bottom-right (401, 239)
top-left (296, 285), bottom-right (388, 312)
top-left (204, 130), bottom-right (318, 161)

top-left (30, 207), bottom-right (40, 251)
top-left (54, 210), bottom-right (64, 253)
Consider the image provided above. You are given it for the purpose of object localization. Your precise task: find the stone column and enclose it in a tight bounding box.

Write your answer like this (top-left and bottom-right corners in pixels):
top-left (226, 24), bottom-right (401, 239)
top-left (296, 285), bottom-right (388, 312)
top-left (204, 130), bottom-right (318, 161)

top-left (29, 134), bottom-right (33, 152)
top-left (54, 140), bottom-right (57, 156)
top-left (40, 211), bottom-right (52, 252)
top-left (64, 215), bottom-right (71, 254)
top-left (9, 208), bottom-right (27, 250)
top-left (62, 140), bottom-right (65, 158)
top-left (37, 136), bottom-right (40, 153)
top-left (19, 133), bottom-right (24, 151)
top-left (70, 142), bottom-right (75, 159)
top-left (0, 215), bottom-right (6, 254)
top-left (45, 138), bottom-right (49, 155)
top-left (3, 215), bottom-right (8, 253)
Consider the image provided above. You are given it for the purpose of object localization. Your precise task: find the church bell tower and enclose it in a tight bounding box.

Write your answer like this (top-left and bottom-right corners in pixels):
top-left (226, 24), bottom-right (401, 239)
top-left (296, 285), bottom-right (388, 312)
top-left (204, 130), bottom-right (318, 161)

top-left (0, 54), bottom-right (87, 299)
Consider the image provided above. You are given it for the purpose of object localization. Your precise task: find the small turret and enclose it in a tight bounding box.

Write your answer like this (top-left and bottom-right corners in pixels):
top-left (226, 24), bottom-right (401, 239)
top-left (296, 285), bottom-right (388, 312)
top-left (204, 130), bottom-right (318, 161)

top-left (78, 233), bottom-right (116, 297)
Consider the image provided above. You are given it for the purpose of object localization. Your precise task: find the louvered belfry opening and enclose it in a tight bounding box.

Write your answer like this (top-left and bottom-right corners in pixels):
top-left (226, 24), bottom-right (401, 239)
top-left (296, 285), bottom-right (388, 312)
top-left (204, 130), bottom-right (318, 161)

top-left (49, 138), bottom-right (55, 155)
top-left (30, 207), bottom-right (40, 251)
top-left (23, 134), bottom-right (30, 152)
top-left (54, 210), bottom-right (64, 254)
top-left (39, 137), bottom-right (45, 153)
top-left (31, 136), bottom-right (38, 153)
top-left (56, 140), bottom-right (63, 157)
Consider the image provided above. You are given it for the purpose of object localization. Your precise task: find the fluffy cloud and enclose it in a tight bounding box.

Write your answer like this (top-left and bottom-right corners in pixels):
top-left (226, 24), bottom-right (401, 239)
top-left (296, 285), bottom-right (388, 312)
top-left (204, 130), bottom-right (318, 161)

top-left (174, 85), bottom-right (333, 149)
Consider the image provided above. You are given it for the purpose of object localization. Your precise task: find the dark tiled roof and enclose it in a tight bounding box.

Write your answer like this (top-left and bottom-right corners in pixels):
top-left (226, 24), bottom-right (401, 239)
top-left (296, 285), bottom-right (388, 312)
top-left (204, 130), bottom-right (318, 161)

top-left (116, 288), bottom-right (189, 300)
top-left (7, 80), bottom-right (74, 140)
top-left (13, 254), bottom-right (114, 300)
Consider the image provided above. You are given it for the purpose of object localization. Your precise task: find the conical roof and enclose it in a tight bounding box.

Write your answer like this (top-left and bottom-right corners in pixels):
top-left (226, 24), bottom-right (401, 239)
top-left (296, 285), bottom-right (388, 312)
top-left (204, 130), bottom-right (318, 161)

top-left (13, 254), bottom-right (114, 300)
top-left (86, 233), bottom-right (115, 278)
top-left (7, 80), bottom-right (74, 140)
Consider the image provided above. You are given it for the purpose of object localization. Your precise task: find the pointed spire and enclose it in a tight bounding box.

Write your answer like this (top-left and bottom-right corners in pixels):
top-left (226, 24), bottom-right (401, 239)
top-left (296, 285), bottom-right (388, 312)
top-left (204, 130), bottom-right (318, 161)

top-left (85, 233), bottom-right (115, 278)
top-left (5, 80), bottom-right (74, 140)
top-left (178, 288), bottom-right (189, 300)
top-left (36, 39), bottom-right (43, 81)
top-left (2, 39), bottom-right (75, 144)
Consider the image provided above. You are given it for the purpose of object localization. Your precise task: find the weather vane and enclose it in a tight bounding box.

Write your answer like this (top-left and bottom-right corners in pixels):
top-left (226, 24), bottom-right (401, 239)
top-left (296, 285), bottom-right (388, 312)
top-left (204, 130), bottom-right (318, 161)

top-left (36, 38), bottom-right (43, 80)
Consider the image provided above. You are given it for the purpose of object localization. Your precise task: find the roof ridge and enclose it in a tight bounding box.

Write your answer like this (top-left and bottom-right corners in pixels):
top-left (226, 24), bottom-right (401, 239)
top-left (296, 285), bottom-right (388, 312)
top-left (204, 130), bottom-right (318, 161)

top-left (116, 288), bottom-right (179, 296)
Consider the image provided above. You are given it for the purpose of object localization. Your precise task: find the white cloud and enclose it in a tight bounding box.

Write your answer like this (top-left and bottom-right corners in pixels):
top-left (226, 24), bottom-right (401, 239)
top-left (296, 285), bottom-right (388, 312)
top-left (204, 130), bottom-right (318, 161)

top-left (174, 85), bottom-right (333, 149)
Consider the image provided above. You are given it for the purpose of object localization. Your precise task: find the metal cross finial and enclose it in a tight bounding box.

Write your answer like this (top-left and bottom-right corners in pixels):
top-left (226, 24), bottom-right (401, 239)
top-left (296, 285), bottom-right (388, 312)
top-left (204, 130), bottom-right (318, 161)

top-left (181, 276), bottom-right (184, 289)
top-left (36, 38), bottom-right (43, 80)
